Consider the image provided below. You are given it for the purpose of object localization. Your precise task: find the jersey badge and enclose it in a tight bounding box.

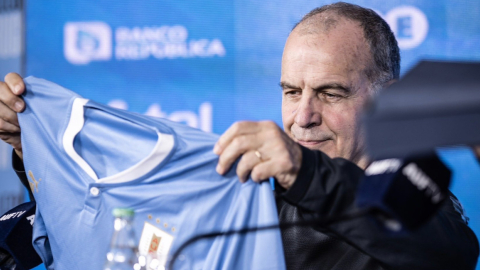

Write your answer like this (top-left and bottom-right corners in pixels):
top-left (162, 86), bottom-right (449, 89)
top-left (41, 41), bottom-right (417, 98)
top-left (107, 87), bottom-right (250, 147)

top-left (28, 170), bottom-right (42, 193)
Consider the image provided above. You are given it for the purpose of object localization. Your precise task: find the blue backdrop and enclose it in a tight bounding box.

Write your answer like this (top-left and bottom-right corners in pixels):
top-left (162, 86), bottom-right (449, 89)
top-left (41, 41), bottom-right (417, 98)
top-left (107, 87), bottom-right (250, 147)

top-left (0, 1), bottom-right (25, 225)
top-left (18, 0), bottom-right (480, 269)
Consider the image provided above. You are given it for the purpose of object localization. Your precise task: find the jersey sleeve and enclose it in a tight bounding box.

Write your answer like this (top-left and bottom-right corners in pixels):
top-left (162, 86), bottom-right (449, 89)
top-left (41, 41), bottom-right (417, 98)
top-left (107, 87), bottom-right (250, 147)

top-left (278, 146), bottom-right (479, 270)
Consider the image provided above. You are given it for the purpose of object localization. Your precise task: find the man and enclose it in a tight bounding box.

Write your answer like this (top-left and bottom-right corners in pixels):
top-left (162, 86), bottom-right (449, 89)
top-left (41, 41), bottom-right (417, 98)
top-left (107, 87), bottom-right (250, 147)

top-left (0, 2), bottom-right (478, 270)
top-left (213, 3), bottom-right (478, 270)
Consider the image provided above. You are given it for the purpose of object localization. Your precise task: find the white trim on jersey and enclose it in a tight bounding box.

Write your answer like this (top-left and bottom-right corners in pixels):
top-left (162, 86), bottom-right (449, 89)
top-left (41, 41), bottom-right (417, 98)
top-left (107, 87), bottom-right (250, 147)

top-left (63, 98), bottom-right (95, 179)
top-left (63, 97), bottom-right (174, 184)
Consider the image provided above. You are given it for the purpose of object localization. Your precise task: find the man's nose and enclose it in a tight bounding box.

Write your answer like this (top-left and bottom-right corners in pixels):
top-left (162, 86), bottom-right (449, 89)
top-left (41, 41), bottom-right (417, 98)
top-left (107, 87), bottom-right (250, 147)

top-left (293, 95), bottom-right (321, 128)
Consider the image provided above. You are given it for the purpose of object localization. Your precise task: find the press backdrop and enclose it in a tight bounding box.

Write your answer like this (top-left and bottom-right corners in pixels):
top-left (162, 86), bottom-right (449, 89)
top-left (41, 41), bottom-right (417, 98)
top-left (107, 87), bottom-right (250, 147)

top-left (0, 1), bottom-right (479, 269)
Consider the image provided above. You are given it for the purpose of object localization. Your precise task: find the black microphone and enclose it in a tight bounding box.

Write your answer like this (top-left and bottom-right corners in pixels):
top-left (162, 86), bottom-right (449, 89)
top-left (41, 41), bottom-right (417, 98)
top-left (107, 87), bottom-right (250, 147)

top-left (0, 202), bottom-right (42, 270)
top-left (364, 61), bottom-right (480, 159)
top-left (357, 153), bottom-right (451, 232)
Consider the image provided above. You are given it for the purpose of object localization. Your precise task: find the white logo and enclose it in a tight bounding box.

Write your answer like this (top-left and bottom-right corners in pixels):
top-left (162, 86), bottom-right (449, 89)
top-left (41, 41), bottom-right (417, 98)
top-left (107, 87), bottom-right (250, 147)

top-left (115, 25), bottom-right (226, 60)
top-left (64, 22), bottom-right (112, 65)
top-left (402, 163), bottom-right (443, 204)
top-left (376, 6), bottom-right (429, 50)
top-left (108, 100), bottom-right (213, 133)
top-left (365, 159), bottom-right (401, 176)
top-left (26, 214), bottom-right (35, 226)
top-left (64, 22), bottom-right (226, 63)
top-left (0, 210), bottom-right (26, 221)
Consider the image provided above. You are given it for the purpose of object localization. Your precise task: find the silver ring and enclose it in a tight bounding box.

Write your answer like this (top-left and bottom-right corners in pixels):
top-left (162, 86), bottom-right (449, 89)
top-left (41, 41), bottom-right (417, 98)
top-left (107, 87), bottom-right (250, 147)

top-left (254, 150), bottom-right (263, 161)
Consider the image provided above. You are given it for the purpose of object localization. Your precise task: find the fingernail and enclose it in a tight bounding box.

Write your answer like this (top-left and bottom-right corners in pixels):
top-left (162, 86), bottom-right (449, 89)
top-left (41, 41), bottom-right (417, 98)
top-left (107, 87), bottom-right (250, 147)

top-left (14, 85), bottom-right (21, 95)
top-left (216, 164), bottom-right (224, 175)
top-left (213, 144), bottom-right (220, 154)
top-left (14, 101), bottom-right (23, 111)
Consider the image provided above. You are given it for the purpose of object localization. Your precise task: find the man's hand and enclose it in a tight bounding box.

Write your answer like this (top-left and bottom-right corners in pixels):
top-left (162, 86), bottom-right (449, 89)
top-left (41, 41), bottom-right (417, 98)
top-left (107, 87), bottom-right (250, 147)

top-left (214, 121), bottom-right (302, 190)
top-left (0, 73), bottom-right (25, 159)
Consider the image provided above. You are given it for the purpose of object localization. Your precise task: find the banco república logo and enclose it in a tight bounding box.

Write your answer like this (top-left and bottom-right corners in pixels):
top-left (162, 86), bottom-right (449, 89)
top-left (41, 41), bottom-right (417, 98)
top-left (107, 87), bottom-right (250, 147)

top-left (115, 25), bottom-right (226, 60)
top-left (64, 21), bottom-right (113, 65)
top-left (64, 22), bottom-right (226, 65)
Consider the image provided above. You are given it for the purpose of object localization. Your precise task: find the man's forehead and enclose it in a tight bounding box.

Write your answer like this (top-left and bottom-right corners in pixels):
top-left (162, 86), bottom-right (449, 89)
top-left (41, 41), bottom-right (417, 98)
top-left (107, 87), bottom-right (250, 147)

top-left (290, 16), bottom-right (369, 55)
top-left (285, 15), bottom-right (374, 78)
top-left (284, 30), bottom-right (371, 70)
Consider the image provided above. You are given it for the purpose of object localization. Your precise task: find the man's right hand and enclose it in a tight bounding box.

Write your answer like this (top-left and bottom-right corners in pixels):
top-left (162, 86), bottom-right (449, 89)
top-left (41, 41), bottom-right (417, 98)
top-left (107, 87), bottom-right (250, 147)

top-left (0, 73), bottom-right (25, 159)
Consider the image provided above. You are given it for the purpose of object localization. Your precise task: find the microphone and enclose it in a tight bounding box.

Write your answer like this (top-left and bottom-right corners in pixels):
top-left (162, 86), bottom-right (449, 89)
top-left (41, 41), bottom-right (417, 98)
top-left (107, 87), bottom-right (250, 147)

top-left (357, 153), bottom-right (451, 232)
top-left (0, 202), bottom-right (42, 270)
top-left (364, 61), bottom-right (480, 159)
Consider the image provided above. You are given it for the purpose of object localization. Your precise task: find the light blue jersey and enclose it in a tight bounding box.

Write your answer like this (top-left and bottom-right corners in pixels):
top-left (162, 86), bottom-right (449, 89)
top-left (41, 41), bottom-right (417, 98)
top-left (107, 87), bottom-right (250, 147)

top-left (19, 77), bottom-right (285, 270)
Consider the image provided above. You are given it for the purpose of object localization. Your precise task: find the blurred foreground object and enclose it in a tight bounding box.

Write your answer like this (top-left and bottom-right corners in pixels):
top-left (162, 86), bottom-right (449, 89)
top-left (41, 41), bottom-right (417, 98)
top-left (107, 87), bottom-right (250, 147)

top-left (357, 153), bottom-right (451, 232)
top-left (365, 61), bottom-right (480, 159)
top-left (0, 202), bottom-right (41, 270)
top-left (104, 208), bottom-right (145, 270)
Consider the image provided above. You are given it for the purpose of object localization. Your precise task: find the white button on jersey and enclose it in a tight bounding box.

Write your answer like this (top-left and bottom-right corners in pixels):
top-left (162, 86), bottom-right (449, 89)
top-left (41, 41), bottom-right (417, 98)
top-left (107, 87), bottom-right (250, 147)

top-left (90, 187), bottom-right (100, 196)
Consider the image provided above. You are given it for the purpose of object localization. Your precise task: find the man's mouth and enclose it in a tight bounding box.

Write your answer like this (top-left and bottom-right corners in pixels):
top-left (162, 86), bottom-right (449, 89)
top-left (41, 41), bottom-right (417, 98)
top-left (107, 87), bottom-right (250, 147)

top-left (296, 139), bottom-right (331, 147)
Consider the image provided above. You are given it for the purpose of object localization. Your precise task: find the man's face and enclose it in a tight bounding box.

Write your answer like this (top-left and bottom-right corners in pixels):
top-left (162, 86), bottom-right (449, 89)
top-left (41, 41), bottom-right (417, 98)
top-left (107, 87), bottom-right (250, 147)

top-left (281, 18), bottom-right (373, 168)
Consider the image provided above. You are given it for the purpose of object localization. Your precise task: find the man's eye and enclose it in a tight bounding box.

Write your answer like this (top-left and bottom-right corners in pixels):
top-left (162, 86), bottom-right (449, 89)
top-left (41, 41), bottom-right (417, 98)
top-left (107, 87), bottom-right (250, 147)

top-left (284, 90), bottom-right (300, 96)
top-left (321, 92), bottom-right (342, 101)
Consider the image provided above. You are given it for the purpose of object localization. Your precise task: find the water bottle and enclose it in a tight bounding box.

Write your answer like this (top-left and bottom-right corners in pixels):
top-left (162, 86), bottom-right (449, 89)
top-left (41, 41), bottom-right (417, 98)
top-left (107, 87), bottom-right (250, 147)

top-left (104, 208), bottom-right (146, 270)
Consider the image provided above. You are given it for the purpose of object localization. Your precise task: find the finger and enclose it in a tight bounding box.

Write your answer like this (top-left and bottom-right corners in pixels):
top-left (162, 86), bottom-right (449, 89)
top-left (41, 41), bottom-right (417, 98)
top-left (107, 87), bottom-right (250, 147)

top-left (4, 72), bottom-right (25, 95)
top-left (216, 133), bottom-right (262, 175)
top-left (214, 121), bottom-right (261, 155)
top-left (0, 133), bottom-right (22, 149)
top-left (0, 102), bottom-right (19, 126)
top-left (0, 119), bottom-right (20, 133)
top-left (250, 160), bottom-right (277, 183)
top-left (251, 149), bottom-right (301, 189)
top-left (236, 150), bottom-right (264, 183)
top-left (0, 81), bottom-right (24, 112)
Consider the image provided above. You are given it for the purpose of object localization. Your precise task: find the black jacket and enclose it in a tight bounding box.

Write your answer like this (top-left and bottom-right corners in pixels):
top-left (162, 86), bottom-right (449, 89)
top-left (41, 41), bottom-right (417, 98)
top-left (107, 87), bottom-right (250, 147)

top-left (13, 149), bottom-right (480, 269)
top-left (276, 146), bottom-right (479, 270)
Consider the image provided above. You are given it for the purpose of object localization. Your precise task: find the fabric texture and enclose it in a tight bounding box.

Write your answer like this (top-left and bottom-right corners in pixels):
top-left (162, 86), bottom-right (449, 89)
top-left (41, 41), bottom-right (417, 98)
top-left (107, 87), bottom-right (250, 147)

top-left (18, 76), bottom-right (285, 270)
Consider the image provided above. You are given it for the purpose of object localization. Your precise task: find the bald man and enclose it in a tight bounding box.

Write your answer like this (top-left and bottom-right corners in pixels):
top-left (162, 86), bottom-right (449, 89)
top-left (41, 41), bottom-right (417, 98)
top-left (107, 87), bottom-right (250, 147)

top-left (214, 3), bottom-right (478, 270)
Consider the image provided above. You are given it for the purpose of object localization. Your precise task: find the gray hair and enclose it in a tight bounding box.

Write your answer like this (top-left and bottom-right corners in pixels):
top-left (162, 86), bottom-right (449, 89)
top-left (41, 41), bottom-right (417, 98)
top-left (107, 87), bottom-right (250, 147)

top-left (294, 2), bottom-right (400, 92)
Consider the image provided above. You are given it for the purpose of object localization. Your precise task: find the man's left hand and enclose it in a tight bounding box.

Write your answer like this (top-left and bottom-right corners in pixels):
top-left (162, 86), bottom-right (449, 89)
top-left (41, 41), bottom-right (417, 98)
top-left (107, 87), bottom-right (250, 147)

top-left (214, 121), bottom-right (302, 190)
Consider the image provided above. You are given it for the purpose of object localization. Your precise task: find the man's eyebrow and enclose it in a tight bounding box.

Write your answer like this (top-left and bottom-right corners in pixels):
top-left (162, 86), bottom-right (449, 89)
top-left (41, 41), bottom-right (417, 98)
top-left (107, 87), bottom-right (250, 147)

top-left (279, 81), bottom-right (352, 94)
top-left (279, 81), bottom-right (300, 90)
top-left (313, 83), bottom-right (352, 94)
